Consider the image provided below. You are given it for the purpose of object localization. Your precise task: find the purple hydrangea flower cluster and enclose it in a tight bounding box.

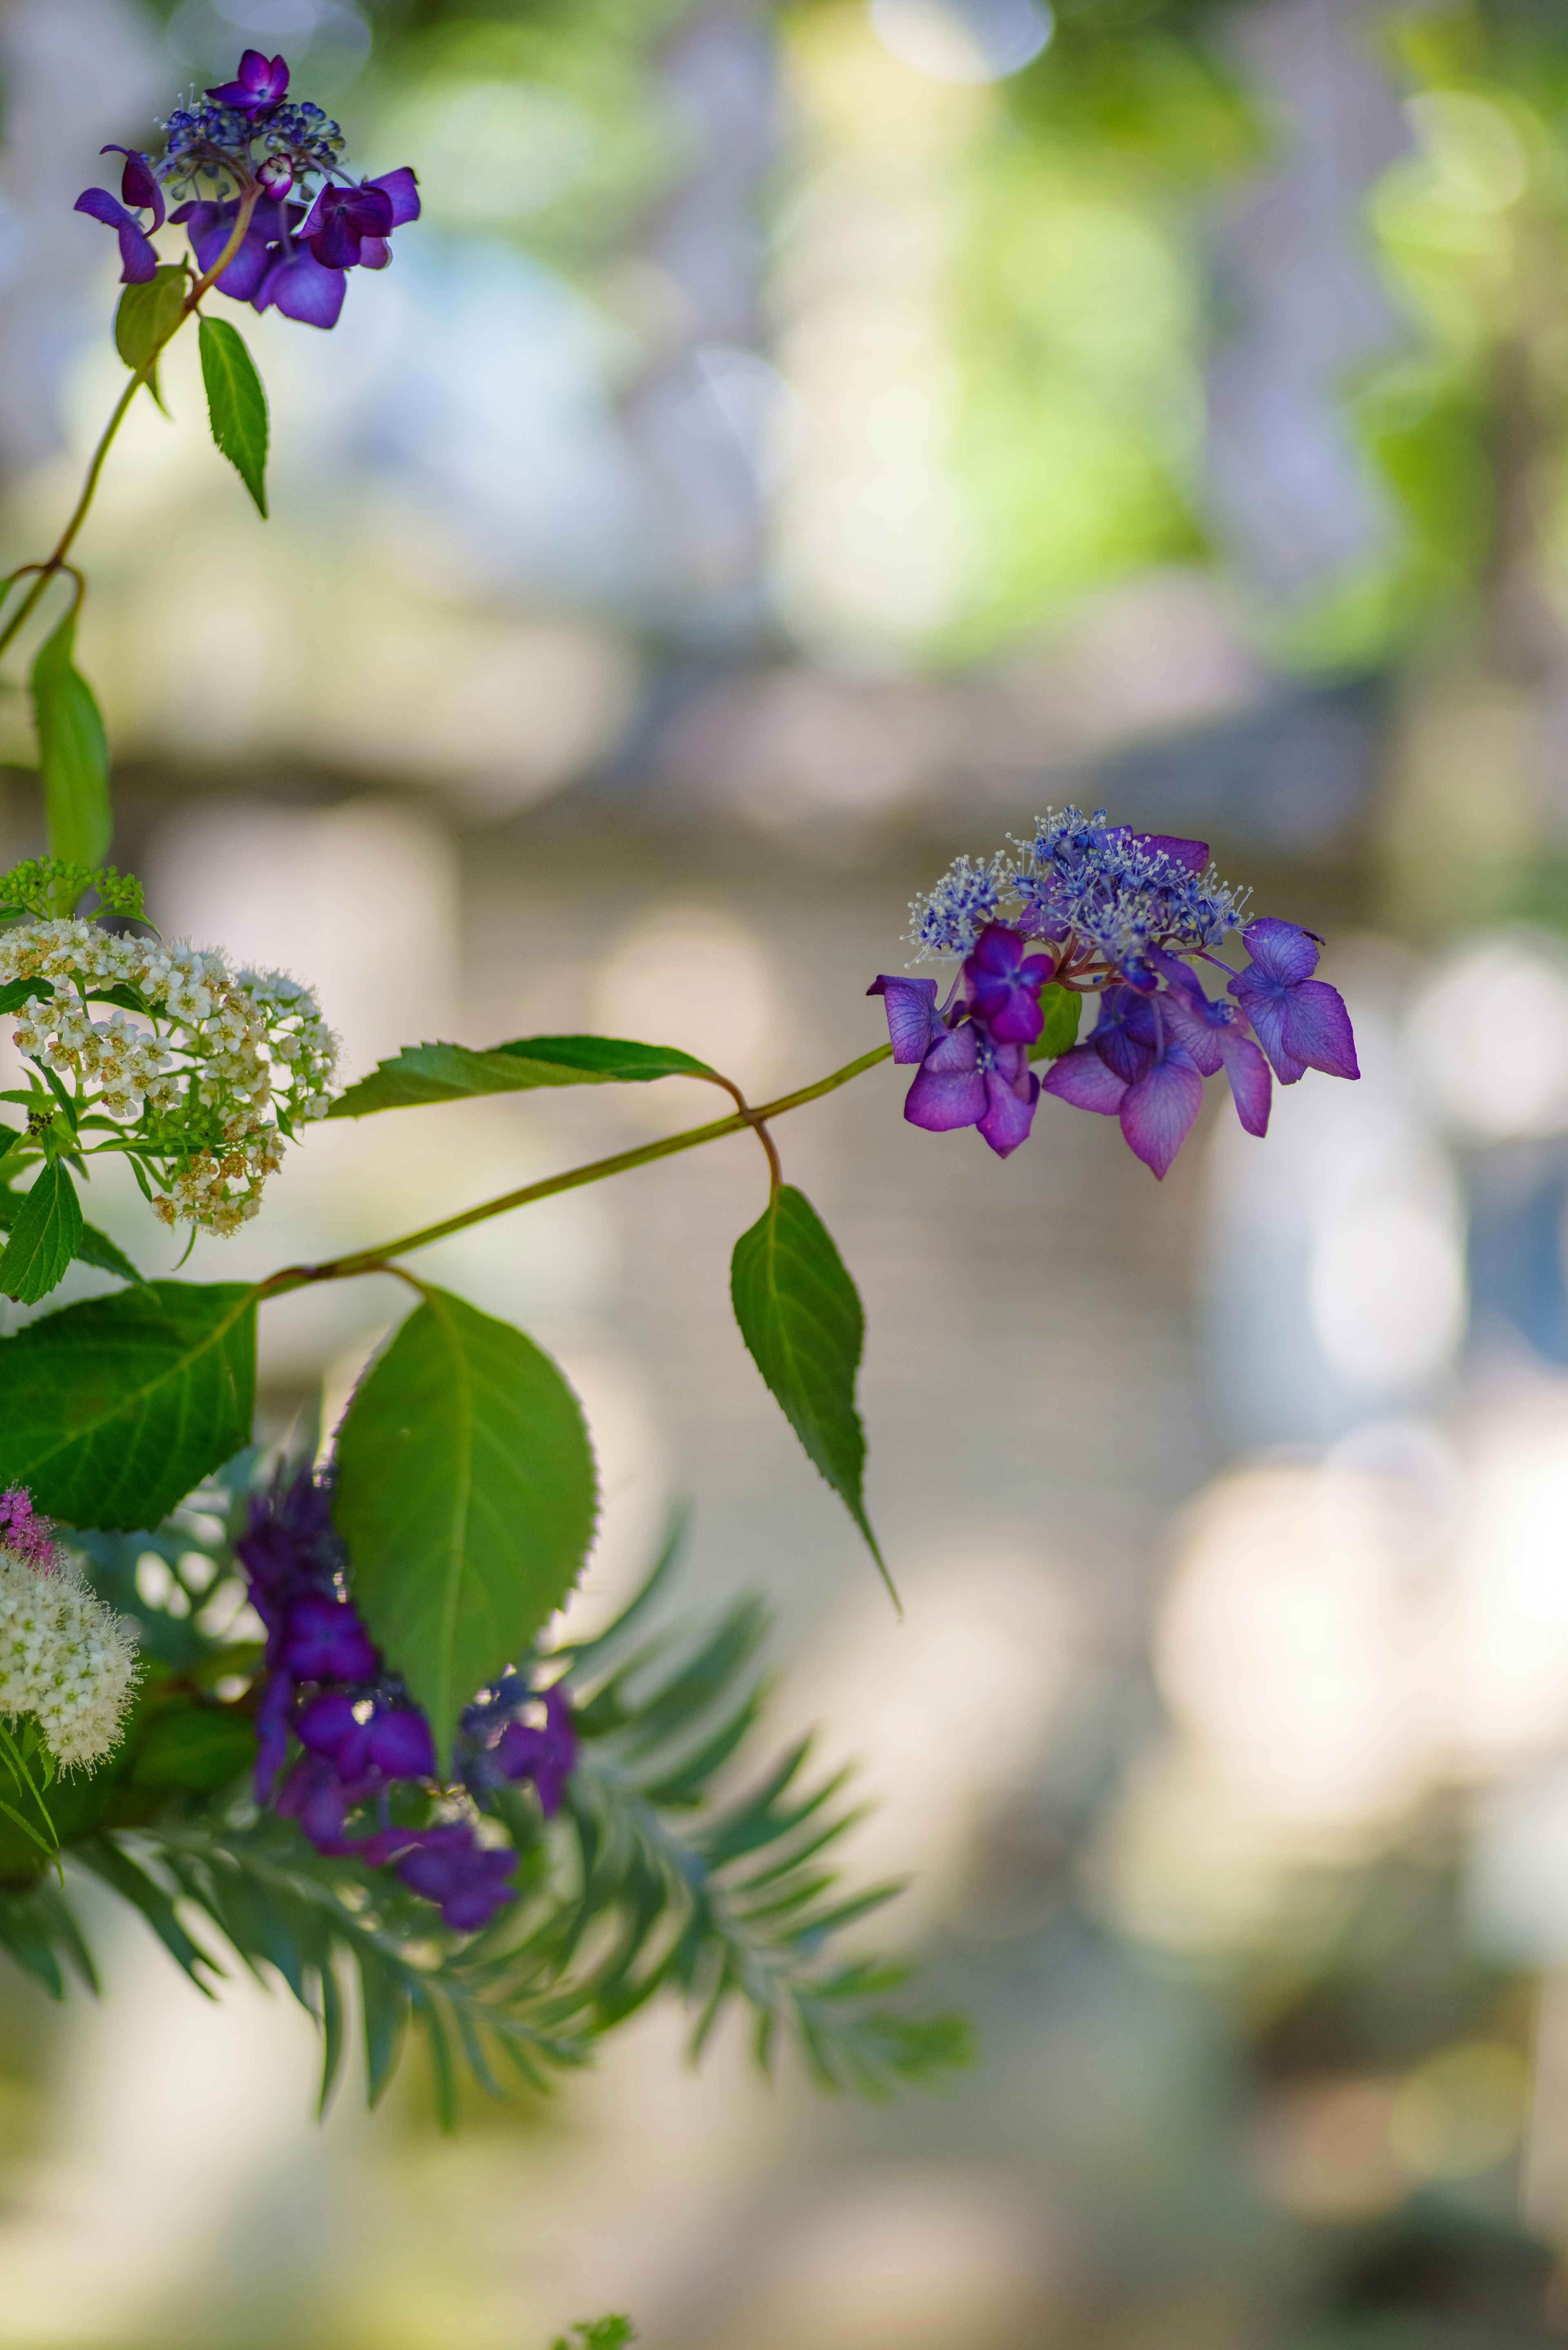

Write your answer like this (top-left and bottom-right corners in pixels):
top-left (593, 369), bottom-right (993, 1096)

top-left (871, 809), bottom-right (1359, 1179)
top-left (236, 1472), bottom-right (575, 1933)
top-left (74, 50), bottom-right (418, 329)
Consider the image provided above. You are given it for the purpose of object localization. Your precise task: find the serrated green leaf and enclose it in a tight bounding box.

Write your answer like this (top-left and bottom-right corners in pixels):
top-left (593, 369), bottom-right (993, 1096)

top-left (328, 1034), bottom-right (717, 1119)
top-left (334, 1287), bottom-right (598, 1766)
top-left (0, 1184), bottom-right (151, 1293)
top-left (0, 1161), bottom-right (82, 1304)
top-left (114, 264), bottom-right (185, 411)
top-left (730, 1186), bottom-right (889, 1594)
top-left (1030, 980), bottom-right (1082, 1060)
top-left (197, 315), bottom-right (268, 518)
top-left (0, 1280), bottom-right (256, 1529)
top-left (30, 610), bottom-right (110, 874)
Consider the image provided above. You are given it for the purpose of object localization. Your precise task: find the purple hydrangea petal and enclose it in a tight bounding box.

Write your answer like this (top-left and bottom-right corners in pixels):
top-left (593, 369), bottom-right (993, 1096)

top-left (369, 167), bottom-right (421, 228)
top-left (207, 49), bottom-right (289, 111)
top-left (1090, 986), bottom-right (1156, 1085)
top-left (102, 145), bottom-right (164, 230)
top-left (74, 187), bottom-right (159, 283)
top-left (307, 214), bottom-right (365, 270)
top-left (1241, 917), bottom-right (1321, 987)
top-left (1103, 827), bottom-right (1210, 874)
top-left (178, 201), bottom-right (274, 300)
top-left (296, 1689), bottom-right (359, 1757)
top-left (904, 1021), bottom-right (986, 1133)
top-left (962, 923), bottom-right (1050, 1044)
top-left (365, 1709), bottom-right (436, 1780)
top-left (868, 974), bottom-right (939, 1064)
top-left (1159, 990), bottom-right (1225, 1076)
top-left (1041, 1042), bottom-right (1128, 1114)
top-left (281, 1591), bottom-right (378, 1680)
top-left (393, 1824), bottom-right (516, 1931)
top-left (277, 1756), bottom-right (350, 1848)
top-left (1118, 1048), bottom-right (1204, 1179)
top-left (356, 237), bottom-right (392, 271)
top-left (1137, 832), bottom-right (1209, 873)
top-left (254, 1670), bottom-right (293, 1804)
top-left (1280, 978), bottom-right (1360, 1081)
top-left (1231, 980), bottom-right (1307, 1086)
top-left (977, 1065), bottom-right (1039, 1157)
top-left (1217, 1028), bottom-right (1271, 1136)
top-left (302, 182), bottom-right (395, 270)
top-left (255, 246), bottom-right (347, 328)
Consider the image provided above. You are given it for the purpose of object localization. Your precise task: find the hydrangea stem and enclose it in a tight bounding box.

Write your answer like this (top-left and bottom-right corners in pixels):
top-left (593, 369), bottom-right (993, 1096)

top-left (0, 194), bottom-right (261, 668)
top-left (258, 1042), bottom-right (893, 1300)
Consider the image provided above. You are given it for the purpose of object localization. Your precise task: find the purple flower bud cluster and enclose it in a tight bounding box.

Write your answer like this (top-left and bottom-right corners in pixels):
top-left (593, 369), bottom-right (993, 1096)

top-left (74, 51), bottom-right (417, 330)
top-left (871, 810), bottom-right (1359, 1179)
top-left (236, 1472), bottom-right (575, 1933)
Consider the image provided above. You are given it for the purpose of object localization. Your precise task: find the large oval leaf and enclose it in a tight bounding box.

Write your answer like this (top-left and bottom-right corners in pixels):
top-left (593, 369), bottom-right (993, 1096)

top-left (730, 1186), bottom-right (890, 1596)
top-left (328, 1033), bottom-right (717, 1119)
top-left (333, 1287), bottom-right (598, 1765)
top-left (0, 1281), bottom-right (256, 1529)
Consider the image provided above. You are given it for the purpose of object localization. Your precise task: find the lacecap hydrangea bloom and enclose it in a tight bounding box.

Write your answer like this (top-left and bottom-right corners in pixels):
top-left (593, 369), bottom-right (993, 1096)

top-left (871, 809), bottom-right (1359, 1179)
top-left (237, 1472), bottom-right (576, 1933)
top-left (0, 1491), bottom-right (138, 1770)
top-left (1, 919), bottom-right (337, 1234)
top-left (75, 47), bottom-right (418, 330)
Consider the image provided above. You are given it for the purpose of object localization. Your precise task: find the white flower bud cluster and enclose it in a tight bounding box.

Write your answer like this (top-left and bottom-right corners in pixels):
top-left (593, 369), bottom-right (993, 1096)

top-left (0, 920), bottom-right (338, 1236)
top-left (0, 1548), bottom-right (139, 1770)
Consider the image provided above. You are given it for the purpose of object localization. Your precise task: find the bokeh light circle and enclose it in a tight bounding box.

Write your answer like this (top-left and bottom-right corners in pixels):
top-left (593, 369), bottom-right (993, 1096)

top-left (869, 0), bottom-right (1054, 84)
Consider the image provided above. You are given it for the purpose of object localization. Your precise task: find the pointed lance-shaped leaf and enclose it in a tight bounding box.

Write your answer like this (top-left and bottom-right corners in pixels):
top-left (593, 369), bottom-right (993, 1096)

top-left (30, 610), bottom-right (110, 874)
top-left (730, 1186), bottom-right (891, 1599)
top-left (0, 1281), bottom-right (256, 1529)
top-left (334, 1288), bottom-right (599, 1768)
top-left (197, 315), bottom-right (268, 518)
top-left (328, 1034), bottom-right (719, 1118)
top-left (0, 1162), bottom-right (82, 1305)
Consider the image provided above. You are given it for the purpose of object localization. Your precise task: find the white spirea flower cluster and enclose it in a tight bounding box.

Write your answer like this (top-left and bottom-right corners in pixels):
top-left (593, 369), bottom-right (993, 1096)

top-left (0, 919), bottom-right (338, 1235)
top-left (0, 1550), bottom-right (139, 1769)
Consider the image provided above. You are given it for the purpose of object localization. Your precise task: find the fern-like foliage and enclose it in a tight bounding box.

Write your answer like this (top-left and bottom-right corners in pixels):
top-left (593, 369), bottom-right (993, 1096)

top-left (0, 1496), bottom-right (972, 2122)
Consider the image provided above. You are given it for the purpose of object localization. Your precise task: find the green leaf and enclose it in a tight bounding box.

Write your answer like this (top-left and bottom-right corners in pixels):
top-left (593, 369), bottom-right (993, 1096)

top-left (30, 609), bottom-right (110, 874)
top-left (1030, 980), bottom-right (1082, 1060)
top-left (197, 315), bottom-right (268, 518)
top-left (75, 1836), bottom-right (222, 1991)
top-left (334, 1288), bottom-right (598, 1764)
top-left (0, 1281), bottom-right (256, 1529)
top-left (129, 1707), bottom-right (255, 1792)
top-left (114, 264), bottom-right (186, 411)
top-left (0, 1162), bottom-right (82, 1304)
top-left (0, 1184), bottom-right (151, 1293)
top-left (328, 1034), bottom-right (717, 1119)
top-left (0, 978), bottom-right (53, 1016)
top-left (730, 1186), bottom-right (889, 1594)
top-left (1029, 982), bottom-right (1081, 1067)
